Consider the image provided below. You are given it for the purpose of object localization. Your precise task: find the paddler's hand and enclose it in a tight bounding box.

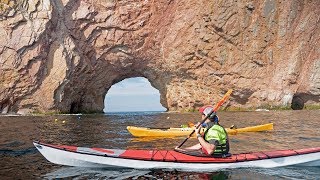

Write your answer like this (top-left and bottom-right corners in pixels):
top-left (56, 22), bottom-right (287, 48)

top-left (195, 123), bottom-right (201, 135)
top-left (194, 122), bottom-right (200, 127)
top-left (174, 146), bottom-right (185, 152)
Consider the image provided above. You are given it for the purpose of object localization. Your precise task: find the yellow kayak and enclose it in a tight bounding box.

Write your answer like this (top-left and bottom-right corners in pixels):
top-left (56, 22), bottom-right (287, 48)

top-left (127, 123), bottom-right (273, 137)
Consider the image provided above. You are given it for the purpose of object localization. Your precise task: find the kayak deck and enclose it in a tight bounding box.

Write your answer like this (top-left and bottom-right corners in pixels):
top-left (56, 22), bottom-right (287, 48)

top-left (34, 141), bottom-right (320, 171)
top-left (127, 123), bottom-right (274, 137)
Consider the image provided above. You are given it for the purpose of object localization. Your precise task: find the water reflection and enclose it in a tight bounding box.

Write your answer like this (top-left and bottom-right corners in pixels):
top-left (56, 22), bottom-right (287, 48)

top-left (43, 167), bottom-right (151, 179)
top-left (44, 167), bottom-right (232, 180)
top-left (45, 166), bottom-right (318, 180)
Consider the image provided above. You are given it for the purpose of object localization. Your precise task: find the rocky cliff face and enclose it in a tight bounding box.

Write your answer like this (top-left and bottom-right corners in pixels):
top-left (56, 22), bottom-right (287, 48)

top-left (0, 0), bottom-right (319, 114)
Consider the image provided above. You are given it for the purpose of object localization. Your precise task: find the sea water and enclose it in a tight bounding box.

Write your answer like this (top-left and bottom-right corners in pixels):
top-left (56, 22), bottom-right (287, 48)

top-left (0, 110), bottom-right (320, 179)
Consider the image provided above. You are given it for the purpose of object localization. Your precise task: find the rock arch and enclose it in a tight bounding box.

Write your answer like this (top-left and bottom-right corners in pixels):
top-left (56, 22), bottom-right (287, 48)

top-left (0, 0), bottom-right (319, 114)
top-left (56, 65), bottom-right (170, 114)
top-left (103, 77), bottom-right (167, 112)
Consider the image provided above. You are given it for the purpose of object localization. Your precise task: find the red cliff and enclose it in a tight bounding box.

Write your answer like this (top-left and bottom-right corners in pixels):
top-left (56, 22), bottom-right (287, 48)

top-left (0, 0), bottom-right (319, 113)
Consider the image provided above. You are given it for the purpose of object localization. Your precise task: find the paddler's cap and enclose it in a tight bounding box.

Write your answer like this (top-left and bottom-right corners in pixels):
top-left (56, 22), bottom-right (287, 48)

top-left (199, 105), bottom-right (214, 116)
top-left (199, 105), bottom-right (218, 122)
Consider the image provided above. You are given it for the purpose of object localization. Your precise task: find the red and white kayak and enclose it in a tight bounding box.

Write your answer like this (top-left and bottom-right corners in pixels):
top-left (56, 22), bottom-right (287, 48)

top-left (33, 141), bottom-right (320, 172)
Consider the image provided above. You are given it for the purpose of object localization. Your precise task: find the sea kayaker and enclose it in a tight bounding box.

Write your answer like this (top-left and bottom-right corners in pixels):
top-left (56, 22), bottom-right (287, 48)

top-left (175, 105), bottom-right (230, 157)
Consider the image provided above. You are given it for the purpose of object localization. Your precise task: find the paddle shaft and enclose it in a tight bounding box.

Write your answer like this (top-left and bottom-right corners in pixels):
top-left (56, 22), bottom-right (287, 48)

top-left (177, 89), bottom-right (232, 148)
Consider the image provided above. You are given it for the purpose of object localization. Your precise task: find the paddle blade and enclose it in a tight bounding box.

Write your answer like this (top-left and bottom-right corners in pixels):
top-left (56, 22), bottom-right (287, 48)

top-left (212, 89), bottom-right (232, 112)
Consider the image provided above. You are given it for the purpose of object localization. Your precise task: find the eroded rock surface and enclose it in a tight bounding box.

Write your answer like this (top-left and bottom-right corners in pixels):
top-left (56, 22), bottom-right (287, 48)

top-left (0, 0), bottom-right (319, 113)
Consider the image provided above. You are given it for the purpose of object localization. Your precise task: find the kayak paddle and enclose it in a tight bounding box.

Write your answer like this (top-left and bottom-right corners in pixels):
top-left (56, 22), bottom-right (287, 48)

top-left (177, 89), bottom-right (233, 148)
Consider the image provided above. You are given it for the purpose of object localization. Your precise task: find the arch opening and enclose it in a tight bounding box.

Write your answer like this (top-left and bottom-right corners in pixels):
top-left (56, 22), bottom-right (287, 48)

top-left (104, 77), bottom-right (167, 113)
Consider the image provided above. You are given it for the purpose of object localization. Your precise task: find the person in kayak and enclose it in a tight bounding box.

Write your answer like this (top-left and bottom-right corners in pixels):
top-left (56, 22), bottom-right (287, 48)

top-left (175, 105), bottom-right (230, 157)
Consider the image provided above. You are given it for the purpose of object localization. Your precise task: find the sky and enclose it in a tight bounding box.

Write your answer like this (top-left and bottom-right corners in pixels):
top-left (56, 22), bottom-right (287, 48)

top-left (104, 77), bottom-right (167, 112)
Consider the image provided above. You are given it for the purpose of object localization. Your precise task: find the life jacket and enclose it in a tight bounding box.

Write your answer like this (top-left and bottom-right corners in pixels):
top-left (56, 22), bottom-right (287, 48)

top-left (204, 122), bottom-right (230, 156)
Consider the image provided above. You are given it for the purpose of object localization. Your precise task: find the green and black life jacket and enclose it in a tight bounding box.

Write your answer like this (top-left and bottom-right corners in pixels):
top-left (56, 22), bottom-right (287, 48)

top-left (204, 122), bottom-right (230, 156)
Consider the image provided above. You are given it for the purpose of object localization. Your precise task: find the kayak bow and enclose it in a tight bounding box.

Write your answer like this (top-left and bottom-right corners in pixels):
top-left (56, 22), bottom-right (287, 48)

top-left (34, 141), bottom-right (320, 172)
top-left (127, 123), bottom-right (274, 137)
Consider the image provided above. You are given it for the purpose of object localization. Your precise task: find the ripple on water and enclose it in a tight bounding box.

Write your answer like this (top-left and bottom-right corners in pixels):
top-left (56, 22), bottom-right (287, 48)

top-left (0, 147), bottom-right (38, 156)
top-left (43, 167), bottom-right (151, 179)
top-left (252, 166), bottom-right (320, 180)
top-left (0, 141), bottom-right (25, 148)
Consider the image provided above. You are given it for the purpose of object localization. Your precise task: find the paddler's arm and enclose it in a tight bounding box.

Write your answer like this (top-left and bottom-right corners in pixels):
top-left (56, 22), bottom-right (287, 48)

top-left (175, 143), bottom-right (202, 152)
top-left (195, 126), bottom-right (215, 155)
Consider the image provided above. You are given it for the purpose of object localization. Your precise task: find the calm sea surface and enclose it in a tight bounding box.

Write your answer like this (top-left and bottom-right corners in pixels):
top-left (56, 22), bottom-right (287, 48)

top-left (0, 110), bottom-right (320, 179)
